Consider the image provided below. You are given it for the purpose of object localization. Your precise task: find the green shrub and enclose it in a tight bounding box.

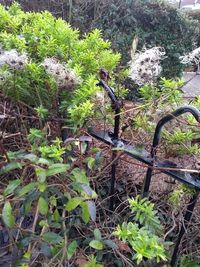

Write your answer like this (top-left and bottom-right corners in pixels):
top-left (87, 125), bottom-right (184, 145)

top-left (91, 0), bottom-right (199, 78)
top-left (2, 1), bottom-right (199, 79)
top-left (0, 3), bottom-right (120, 128)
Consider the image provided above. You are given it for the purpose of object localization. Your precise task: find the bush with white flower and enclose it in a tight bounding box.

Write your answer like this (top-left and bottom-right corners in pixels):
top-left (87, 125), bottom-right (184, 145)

top-left (0, 3), bottom-right (120, 127)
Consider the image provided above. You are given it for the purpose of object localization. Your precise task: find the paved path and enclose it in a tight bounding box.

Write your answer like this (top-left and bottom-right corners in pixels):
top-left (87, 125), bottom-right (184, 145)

top-left (182, 72), bottom-right (200, 98)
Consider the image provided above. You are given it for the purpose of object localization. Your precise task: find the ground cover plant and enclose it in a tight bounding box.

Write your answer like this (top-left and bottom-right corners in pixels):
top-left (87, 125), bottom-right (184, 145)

top-left (0, 2), bottom-right (200, 267)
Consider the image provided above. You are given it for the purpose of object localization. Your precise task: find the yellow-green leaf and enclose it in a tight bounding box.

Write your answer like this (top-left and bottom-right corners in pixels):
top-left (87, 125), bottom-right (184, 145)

top-left (46, 163), bottom-right (70, 177)
top-left (38, 196), bottom-right (48, 215)
top-left (18, 182), bottom-right (37, 197)
top-left (52, 209), bottom-right (60, 221)
top-left (2, 201), bottom-right (15, 228)
top-left (89, 240), bottom-right (104, 250)
top-left (4, 179), bottom-right (20, 196)
top-left (81, 202), bottom-right (90, 223)
top-left (65, 197), bottom-right (82, 212)
top-left (67, 240), bottom-right (78, 260)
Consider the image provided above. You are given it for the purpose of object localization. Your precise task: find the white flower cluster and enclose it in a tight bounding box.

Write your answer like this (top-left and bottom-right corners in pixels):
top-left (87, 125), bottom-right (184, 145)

top-left (179, 47), bottom-right (200, 65)
top-left (129, 47), bottom-right (166, 85)
top-left (41, 58), bottom-right (80, 90)
top-left (0, 49), bottom-right (28, 70)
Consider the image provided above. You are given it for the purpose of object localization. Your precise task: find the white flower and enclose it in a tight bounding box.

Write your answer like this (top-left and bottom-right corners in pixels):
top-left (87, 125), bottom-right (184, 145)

top-left (179, 47), bottom-right (200, 65)
top-left (129, 47), bottom-right (165, 85)
top-left (41, 57), bottom-right (80, 90)
top-left (0, 49), bottom-right (28, 70)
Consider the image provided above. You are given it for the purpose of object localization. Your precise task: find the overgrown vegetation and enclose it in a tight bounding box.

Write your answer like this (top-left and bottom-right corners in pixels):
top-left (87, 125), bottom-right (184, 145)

top-left (0, 3), bottom-right (120, 130)
top-left (0, 2), bottom-right (200, 267)
top-left (3, 0), bottom-right (200, 78)
top-left (92, 0), bottom-right (199, 78)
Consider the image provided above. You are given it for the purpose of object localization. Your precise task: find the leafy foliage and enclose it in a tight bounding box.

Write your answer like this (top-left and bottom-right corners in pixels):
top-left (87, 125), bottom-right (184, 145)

top-left (3, 0), bottom-right (200, 80)
top-left (180, 255), bottom-right (200, 267)
top-left (84, 255), bottom-right (103, 267)
top-left (128, 196), bottom-right (161, 233)
top-left (169, 184), bottom-right (196, 207)
top-left (0, 2), bottom-right (200, 266)
top-left (113, 196), bottom-right (169, 265)
top-left (0, 129), bottom-right (99, 265)
top-left (92, 0), bottom-right (199, 78)
top-left (0, 3), bottom-right (120, 127)
top-left (129, 78), bottom-right (200, 158)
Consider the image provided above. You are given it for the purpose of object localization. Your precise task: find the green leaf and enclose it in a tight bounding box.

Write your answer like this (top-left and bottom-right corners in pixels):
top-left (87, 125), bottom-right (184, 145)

top-left (2, 201), bottom-right (15, 228)
top-left (40, 242), bottom-right (52, 257)
top-left (52, 209), bottom-right (60, 221)
top-left (81, 184), bottom-right (93, 197)
top-left (37, 158), bottom-right (50, 165)
top-left (22, 153), bottom-right (38, 162)
top-left (50, 196), bottom-right (57, 207)
top-left (42, 232), bottom-right (63, 244)
top-left (81, 202), bottom-right (90, 223)
top-left (7, 150), bottom-right (26, 161)
top-left (39, 220), bottom-right (49, 227)
top-left (67, 240), bottom-right (78, 260)
top-left (38, 196), bottom-right (48, 215)
top-left (4, 179), bottom-right (20, 196)
top-left (18, 182), bottom-right (37, 197)
top-left (24, 202), bottom-right (31, 214)
top-left (94, 228), bottom-right (102, 241)
top-left (0, 162), bottom-right (22, 175)
top-left (36, 168), bottom-right (46, 183)
top-left (71, 168), bottom-right (89, 184)
top-left (46, 163), bottom-right (70, 177)
top-left (89, 240), bottom-right (104, 250)
top-left (85, 157), bottom-right (96, 170)
top-left (65, 197), bottom-right (83, 212)
top-left (49, 222), bottom-right (61, 229)
top-left (38, 183), bottom-right (46, 192)
top-left (20, 236), bottom-right (35, 248)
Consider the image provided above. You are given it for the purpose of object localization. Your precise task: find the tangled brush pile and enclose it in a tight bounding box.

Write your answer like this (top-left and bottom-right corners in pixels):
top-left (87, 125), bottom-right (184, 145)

top-left (129, 47), bottom-right (166, 85)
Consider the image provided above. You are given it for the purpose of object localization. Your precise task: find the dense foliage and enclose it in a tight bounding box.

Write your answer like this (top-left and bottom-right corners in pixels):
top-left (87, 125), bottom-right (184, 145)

top-left (0, 3), bottom-right (120, 129)
top-left (0, 2), bottom-right (200, 267)
top-left (2, 0), bottom-right (199, 78)
top-left (188, 9), bottom-right (200, 48)
top-left (91, 0), bottom-right (199, 78)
